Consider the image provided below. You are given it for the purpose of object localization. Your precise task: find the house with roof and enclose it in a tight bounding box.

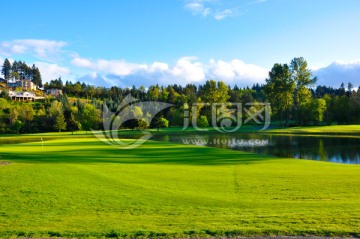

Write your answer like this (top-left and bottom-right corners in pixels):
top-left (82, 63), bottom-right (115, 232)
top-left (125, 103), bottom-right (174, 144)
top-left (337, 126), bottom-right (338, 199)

top-left (8, 91), bottom-right (35, 101)
top-left (3, 91), bottom-right (44, 101)
top-left (7, 79), bottom-right (36, 91)
top-left (46, 88), bottom-right (63, 97)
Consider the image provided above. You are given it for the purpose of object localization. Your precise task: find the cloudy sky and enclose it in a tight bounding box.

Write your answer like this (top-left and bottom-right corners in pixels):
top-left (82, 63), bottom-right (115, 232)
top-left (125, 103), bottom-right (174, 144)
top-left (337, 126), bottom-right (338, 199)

top-left (0, 0), bottom-right (360, 88)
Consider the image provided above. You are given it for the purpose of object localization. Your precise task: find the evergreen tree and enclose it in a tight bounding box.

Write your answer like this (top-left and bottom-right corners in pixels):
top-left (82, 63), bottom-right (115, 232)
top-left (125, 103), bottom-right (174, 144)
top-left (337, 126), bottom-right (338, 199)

top-left (11, 61), bottom-right (19, 77)
top-left (32, 64), bottom-right (42, 87)
top-left (1, 58), bottom-right (12, 80)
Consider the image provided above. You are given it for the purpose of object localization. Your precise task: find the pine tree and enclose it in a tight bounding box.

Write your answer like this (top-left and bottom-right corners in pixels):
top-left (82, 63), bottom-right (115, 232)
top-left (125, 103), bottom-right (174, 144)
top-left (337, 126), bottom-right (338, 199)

top-left (1, 59), bottom-right (12, 80)
top-left (31, 64), bottom-right (42, 87)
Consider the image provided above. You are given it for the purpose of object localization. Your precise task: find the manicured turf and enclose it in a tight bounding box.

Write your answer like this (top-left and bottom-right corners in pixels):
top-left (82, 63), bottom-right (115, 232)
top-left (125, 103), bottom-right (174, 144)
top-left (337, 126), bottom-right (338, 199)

top-left (0, 135), bottom-right (359, 238)
top-left (267, 125), bottom-right (360, 135)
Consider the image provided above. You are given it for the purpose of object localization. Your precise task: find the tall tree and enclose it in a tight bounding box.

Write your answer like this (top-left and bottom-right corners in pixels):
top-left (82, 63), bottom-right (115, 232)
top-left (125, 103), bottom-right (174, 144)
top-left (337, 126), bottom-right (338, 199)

top-left (49, 100), bottom-right (64, 117)
top-left (81, 104), bottom-right (100, 133)
top-left (264, 63), bottom-right (295, 126)
top-left (1, 59), bottom-right (12, 80)
top-left (202, 80), bottom-right (230, 103)
top-left (310, 99), bottom-right (327, 125)
top-left (290, 57), bottom-right (316, 124)
top-left (290, 57), bottom-right (317, 89)
top-left (350, 88), bottom-right (360, 123)
top-left (32, 64), bottom-right (42, 87)
top-left (18, 104), bottom-right (35, 123)
top-left (54, 112), bottom-right (67, 132)
top-left (64, 108), bottom-right (81, 134)
top-left (11, 60), bottom-right (19, 77)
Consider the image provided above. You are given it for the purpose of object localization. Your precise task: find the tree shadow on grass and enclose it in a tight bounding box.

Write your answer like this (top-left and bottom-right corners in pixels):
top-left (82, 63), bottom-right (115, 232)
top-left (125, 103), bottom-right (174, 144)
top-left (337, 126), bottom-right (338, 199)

top-left (0, 142), bottom-right (274, 166)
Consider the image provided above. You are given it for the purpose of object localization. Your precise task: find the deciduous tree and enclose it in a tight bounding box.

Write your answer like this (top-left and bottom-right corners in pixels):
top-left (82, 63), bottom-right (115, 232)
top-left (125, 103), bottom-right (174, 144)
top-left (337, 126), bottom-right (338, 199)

top-left (197, 115), bottom-right (209, 128)
top-left (264, 63), bottom-right (295, 126)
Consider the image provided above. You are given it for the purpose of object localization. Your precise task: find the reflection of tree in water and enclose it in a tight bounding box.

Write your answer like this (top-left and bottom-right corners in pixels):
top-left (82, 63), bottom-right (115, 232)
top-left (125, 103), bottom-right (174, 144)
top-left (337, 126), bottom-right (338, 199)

top-left (148, 133), bottom-right (360, 164)
top-left (318, 139), bottom-right (327, 161)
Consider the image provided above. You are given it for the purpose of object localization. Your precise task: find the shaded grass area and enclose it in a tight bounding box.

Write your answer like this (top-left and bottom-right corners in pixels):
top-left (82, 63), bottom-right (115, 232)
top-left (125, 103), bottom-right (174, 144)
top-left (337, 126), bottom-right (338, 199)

top-left (0, 136), bottom-right (359, 238)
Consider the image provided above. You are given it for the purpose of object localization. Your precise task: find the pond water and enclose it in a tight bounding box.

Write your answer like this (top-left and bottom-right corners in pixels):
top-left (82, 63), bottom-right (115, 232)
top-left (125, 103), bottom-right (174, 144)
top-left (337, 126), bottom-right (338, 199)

top-left (150, 133), bottom-right (360, 164)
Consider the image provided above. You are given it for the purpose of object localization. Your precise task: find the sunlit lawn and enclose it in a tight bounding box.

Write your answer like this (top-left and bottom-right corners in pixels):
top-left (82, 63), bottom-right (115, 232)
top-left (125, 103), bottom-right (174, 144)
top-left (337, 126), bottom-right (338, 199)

top-left (267, 125), bottom-right (360, 135)
top-left (0, 134), bottom-right (359, 237)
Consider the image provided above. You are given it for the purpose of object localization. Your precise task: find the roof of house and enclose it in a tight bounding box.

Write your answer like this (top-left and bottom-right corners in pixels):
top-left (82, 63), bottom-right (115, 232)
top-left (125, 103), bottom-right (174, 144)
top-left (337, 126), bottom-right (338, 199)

top-left (8, 91), bottom-right (35, 98)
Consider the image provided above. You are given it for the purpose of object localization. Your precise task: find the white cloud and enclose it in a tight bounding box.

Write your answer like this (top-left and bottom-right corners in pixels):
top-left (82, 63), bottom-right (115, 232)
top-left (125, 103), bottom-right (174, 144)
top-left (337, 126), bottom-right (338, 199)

top-left (71, 57), bottom-right (147, 76)
top-left (313, 60), bottom-right (360, 87)
top-left (184, 0), bottom-right (261, 20)
top-left (214, 9), bottom-right (234, 20)
top-left (0, 39), bottom-right (67, 61)
top-left (148, 62), bottom-right (169, 73)
top-left (209, 59), bottom-right (268, 84)
top-left (99, 59), bottom-right (148, 76)
top-left (71, 56), bottom-right (267, 87)
top-left (35, 62), bottom-right (70, 81)
top-left (71, 57), bottom-right (93, 68)
top-left (171, 57), bottom-right (205, 82)
top-left (185, 2), bottom-right (211, 17)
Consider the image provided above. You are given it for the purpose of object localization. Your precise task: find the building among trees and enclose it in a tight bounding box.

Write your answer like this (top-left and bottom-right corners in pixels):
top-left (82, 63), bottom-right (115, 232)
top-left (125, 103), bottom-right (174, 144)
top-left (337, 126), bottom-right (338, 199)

top-left (7, 78), bottom-right (37, 91)
top-left (46, 88), bottom-right (63, 97)
top-left (0, 90), bottom-right (45, 101)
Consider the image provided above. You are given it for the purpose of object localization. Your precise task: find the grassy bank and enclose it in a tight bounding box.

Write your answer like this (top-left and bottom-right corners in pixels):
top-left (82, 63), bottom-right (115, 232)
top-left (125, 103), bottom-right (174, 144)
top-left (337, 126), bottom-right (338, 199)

top-left (266, 125), bottom-right (360, 135)
top-left (1, 125), bottom-right (360, 141)
top-left (0, 135), bottom-right (359, 238)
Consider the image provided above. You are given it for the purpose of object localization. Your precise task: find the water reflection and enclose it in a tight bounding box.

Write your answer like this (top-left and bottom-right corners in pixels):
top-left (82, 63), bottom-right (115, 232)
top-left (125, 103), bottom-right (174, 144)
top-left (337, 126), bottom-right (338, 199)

top-left (151, 133), bottom-right (360, 164)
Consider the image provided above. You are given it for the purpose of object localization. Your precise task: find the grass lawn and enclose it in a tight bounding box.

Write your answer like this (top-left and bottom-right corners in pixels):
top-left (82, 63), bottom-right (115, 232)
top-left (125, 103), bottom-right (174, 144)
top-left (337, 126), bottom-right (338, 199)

top-left (0, 134), bottom-right (359, 238)
top-left (267, 125), bottom-right (360, 135)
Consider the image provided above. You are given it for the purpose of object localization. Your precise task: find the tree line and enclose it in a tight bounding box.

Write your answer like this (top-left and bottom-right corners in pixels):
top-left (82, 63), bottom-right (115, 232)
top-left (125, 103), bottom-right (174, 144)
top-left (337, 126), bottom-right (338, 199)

top-left (1, 57), bottom-right (359, 134)
top-left (1, 58), bottom-right (42, 87)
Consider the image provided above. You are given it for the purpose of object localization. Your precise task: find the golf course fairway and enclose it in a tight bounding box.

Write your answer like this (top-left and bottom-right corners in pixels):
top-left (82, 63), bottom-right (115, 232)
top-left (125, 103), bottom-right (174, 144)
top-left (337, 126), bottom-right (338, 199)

top-left (0, 136), bottom-right (359, 238)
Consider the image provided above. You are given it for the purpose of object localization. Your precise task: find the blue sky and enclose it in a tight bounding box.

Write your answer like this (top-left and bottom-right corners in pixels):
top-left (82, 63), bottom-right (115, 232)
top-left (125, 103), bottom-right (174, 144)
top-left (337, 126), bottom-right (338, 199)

top-left (1, 0), bottom-right (360, 88)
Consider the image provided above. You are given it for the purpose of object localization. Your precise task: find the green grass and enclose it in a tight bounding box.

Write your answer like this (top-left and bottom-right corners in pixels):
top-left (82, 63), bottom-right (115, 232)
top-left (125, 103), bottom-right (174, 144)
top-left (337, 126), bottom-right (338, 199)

top-left (267, 125), bottom-right (360, 135)
top-left (0, 135), bottom-right (359, 238)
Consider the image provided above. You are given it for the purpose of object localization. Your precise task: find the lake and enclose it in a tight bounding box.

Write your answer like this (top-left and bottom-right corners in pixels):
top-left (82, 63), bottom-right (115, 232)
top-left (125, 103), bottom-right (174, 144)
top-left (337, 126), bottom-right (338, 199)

top-left (150, 133), bottom-right (360, 164)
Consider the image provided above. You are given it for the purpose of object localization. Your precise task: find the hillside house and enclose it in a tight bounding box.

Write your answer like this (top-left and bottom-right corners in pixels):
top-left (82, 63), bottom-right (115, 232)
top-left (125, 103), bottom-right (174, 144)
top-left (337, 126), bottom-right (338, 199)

top-left (46, 88), bottom-right (63, 97)
top-left (7, 79), bottom-right (36, 91)
top-left (0, 91), bottom-right (44, 101)
top-left (8, 91), bottom-right (36, 101)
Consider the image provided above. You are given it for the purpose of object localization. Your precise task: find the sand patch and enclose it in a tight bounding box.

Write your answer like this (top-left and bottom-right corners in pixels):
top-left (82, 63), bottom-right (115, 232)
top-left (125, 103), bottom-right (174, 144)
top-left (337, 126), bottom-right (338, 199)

top-left (0, 161), bottom-right (12, 166)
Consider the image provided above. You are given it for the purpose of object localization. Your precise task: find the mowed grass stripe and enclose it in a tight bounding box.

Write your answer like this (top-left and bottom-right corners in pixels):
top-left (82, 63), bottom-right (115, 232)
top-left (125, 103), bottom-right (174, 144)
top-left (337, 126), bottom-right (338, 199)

top-left (267, 125), bottom-right (360, 135)
top-left (0, 137), bottom-right (359, 237)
